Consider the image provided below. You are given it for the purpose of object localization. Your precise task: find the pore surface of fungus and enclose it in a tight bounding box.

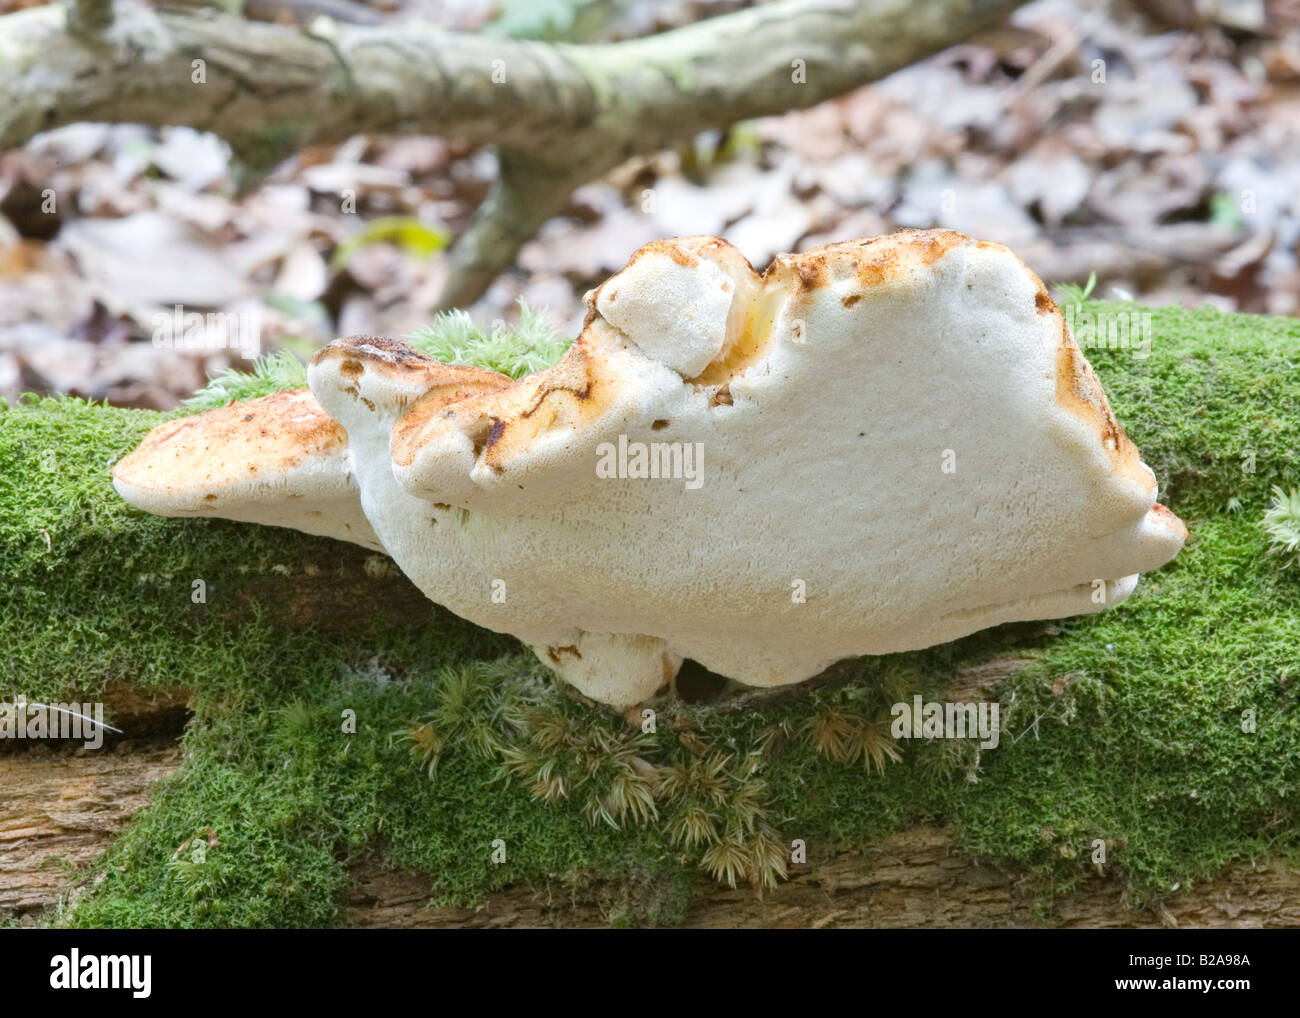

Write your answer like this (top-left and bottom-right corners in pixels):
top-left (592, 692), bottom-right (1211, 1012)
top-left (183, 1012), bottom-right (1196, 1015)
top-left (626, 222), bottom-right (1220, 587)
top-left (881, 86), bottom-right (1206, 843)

top-left (114, 231), bottom-right (1186, 706)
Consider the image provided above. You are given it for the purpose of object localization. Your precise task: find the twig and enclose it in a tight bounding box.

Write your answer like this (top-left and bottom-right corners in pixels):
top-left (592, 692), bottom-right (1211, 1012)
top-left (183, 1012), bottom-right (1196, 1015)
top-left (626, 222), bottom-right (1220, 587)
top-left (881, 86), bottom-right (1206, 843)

top-left (1, 0), bottom-right (1030, 306)
top-left (67, 0), bottom-right (114, 34)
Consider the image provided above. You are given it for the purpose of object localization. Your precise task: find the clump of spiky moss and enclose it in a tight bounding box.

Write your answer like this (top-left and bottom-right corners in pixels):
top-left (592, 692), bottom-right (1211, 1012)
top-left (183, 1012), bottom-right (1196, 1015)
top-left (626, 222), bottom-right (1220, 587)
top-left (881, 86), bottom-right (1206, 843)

top-left (406, 303), bottom-right (573, 380)
top-left (181, 351), bottom-right (311, 412)
top-left (1261, 486), bottom-right (1300, 568)
top-left (388, 659), bottom-right (808, 891)
top-left (659, 750), bottom-right (790, 891)
top-left (183, 302), bottom-right (571, 412)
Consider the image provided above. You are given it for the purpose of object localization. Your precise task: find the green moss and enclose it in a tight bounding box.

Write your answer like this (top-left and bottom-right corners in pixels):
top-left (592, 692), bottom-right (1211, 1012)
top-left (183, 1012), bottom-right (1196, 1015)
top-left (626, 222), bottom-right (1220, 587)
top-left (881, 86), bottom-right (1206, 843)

top-left (1082, 302), bottom-right (1300, 515)
top-left (183, 302), bottom-right (572, 412)
top-left (3, 301), bottom-right (1299, 926)
top-left (406, 303), bottom-right (574, 380)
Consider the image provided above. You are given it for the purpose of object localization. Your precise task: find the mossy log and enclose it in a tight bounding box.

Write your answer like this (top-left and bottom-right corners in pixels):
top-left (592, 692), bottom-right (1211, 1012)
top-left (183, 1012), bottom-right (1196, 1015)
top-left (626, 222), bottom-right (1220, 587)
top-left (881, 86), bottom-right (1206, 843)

top-left (5, 746), bottom-right (1296, 927)
top-left (5, 743), bottom-right (1294, 925)
top-left (2, 300), bottom-right (1299, 927)
top-left (341, 826), bottom-right (1300, 929)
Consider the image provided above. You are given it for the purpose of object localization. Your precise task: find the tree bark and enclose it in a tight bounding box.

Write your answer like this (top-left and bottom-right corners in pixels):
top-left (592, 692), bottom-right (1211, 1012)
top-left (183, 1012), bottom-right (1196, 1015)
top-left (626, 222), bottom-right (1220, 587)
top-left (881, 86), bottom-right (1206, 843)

top-left (0, 741), bottom-right (182, 922)
top-left (342, 826), bottom-right (1300, 928)
top-left (0, 0), bottom-right (1029, 305)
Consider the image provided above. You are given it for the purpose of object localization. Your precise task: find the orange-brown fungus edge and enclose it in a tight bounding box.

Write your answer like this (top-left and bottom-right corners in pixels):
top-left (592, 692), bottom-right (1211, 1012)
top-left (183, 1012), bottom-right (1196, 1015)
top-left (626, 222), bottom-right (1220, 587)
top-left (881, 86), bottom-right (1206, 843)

top-left (389, 333), bottom-right (616, 476)
top-left (1053, 321), bottom-right (1152, 492)
top-left (112, 389), bottom-right (346, 496)
top-left (689, 229), bottom-right (968, 388)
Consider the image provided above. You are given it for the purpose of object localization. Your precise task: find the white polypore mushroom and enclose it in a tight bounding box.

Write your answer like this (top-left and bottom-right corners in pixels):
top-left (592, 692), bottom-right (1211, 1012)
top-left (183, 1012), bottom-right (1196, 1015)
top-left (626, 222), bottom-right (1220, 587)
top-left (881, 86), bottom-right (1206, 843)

top-left (111, 388), bottom-right (383, 551)
top-left (114, 230), bottom-right (1187, 708)
top-left (590, 235), bottom-right (762, 378)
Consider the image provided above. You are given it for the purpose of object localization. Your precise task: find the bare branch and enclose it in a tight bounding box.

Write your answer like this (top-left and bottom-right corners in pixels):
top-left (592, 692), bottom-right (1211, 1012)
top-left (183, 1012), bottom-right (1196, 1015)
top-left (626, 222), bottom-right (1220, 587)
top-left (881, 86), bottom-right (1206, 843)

top-left (66, 0), bottom-right (113, 35)
top-left (0, 0), bottom-right (1029, 304)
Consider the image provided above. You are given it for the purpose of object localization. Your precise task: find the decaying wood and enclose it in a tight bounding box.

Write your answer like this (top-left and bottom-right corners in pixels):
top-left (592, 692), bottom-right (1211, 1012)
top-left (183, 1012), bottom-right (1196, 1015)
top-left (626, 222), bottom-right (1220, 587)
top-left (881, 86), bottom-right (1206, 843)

top-left (5, 561), bottom-right (1275, 928)
top-left (11, 543), bottom-right (443, 734)
top-left (343, 825), bottom-right (1300, 929)
top-left (0, 740), bottom-right (182, 923)
top-left (211, 546), bottom-right (434, 632)
top-left (4, 735), bottom-right (1297, 928)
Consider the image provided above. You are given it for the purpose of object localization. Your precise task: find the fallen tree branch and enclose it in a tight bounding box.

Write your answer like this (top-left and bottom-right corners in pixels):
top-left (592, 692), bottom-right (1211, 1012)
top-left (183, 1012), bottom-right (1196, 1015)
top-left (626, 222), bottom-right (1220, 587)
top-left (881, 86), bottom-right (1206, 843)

top-left (7, 745), bottom-right (1297, 929)
top-left (4, 298), bottom-right (1300, 927)
top-left (66, 0), bottom-right (114, 35)
top-left (342, 826), bottom-right (1300, 928)
top-left (0, 0), bottom-right (1028, 304)
top-left (438, 151), bottom-right (607, 310)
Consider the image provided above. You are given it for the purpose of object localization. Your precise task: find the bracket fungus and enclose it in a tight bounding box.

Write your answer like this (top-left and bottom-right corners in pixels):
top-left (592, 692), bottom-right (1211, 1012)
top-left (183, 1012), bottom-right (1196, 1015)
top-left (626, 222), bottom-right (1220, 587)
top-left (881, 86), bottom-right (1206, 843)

top-left (113, 230), bottom-right (1186, 707)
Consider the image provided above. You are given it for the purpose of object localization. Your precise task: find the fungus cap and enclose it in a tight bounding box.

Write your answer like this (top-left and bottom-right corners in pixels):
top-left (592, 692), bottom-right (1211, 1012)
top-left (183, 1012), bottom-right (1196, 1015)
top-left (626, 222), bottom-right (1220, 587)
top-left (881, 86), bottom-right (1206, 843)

top-left (114, 230), bottom-right (1187, 707)
top-left (111, 388), bottom-right (382, 550)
